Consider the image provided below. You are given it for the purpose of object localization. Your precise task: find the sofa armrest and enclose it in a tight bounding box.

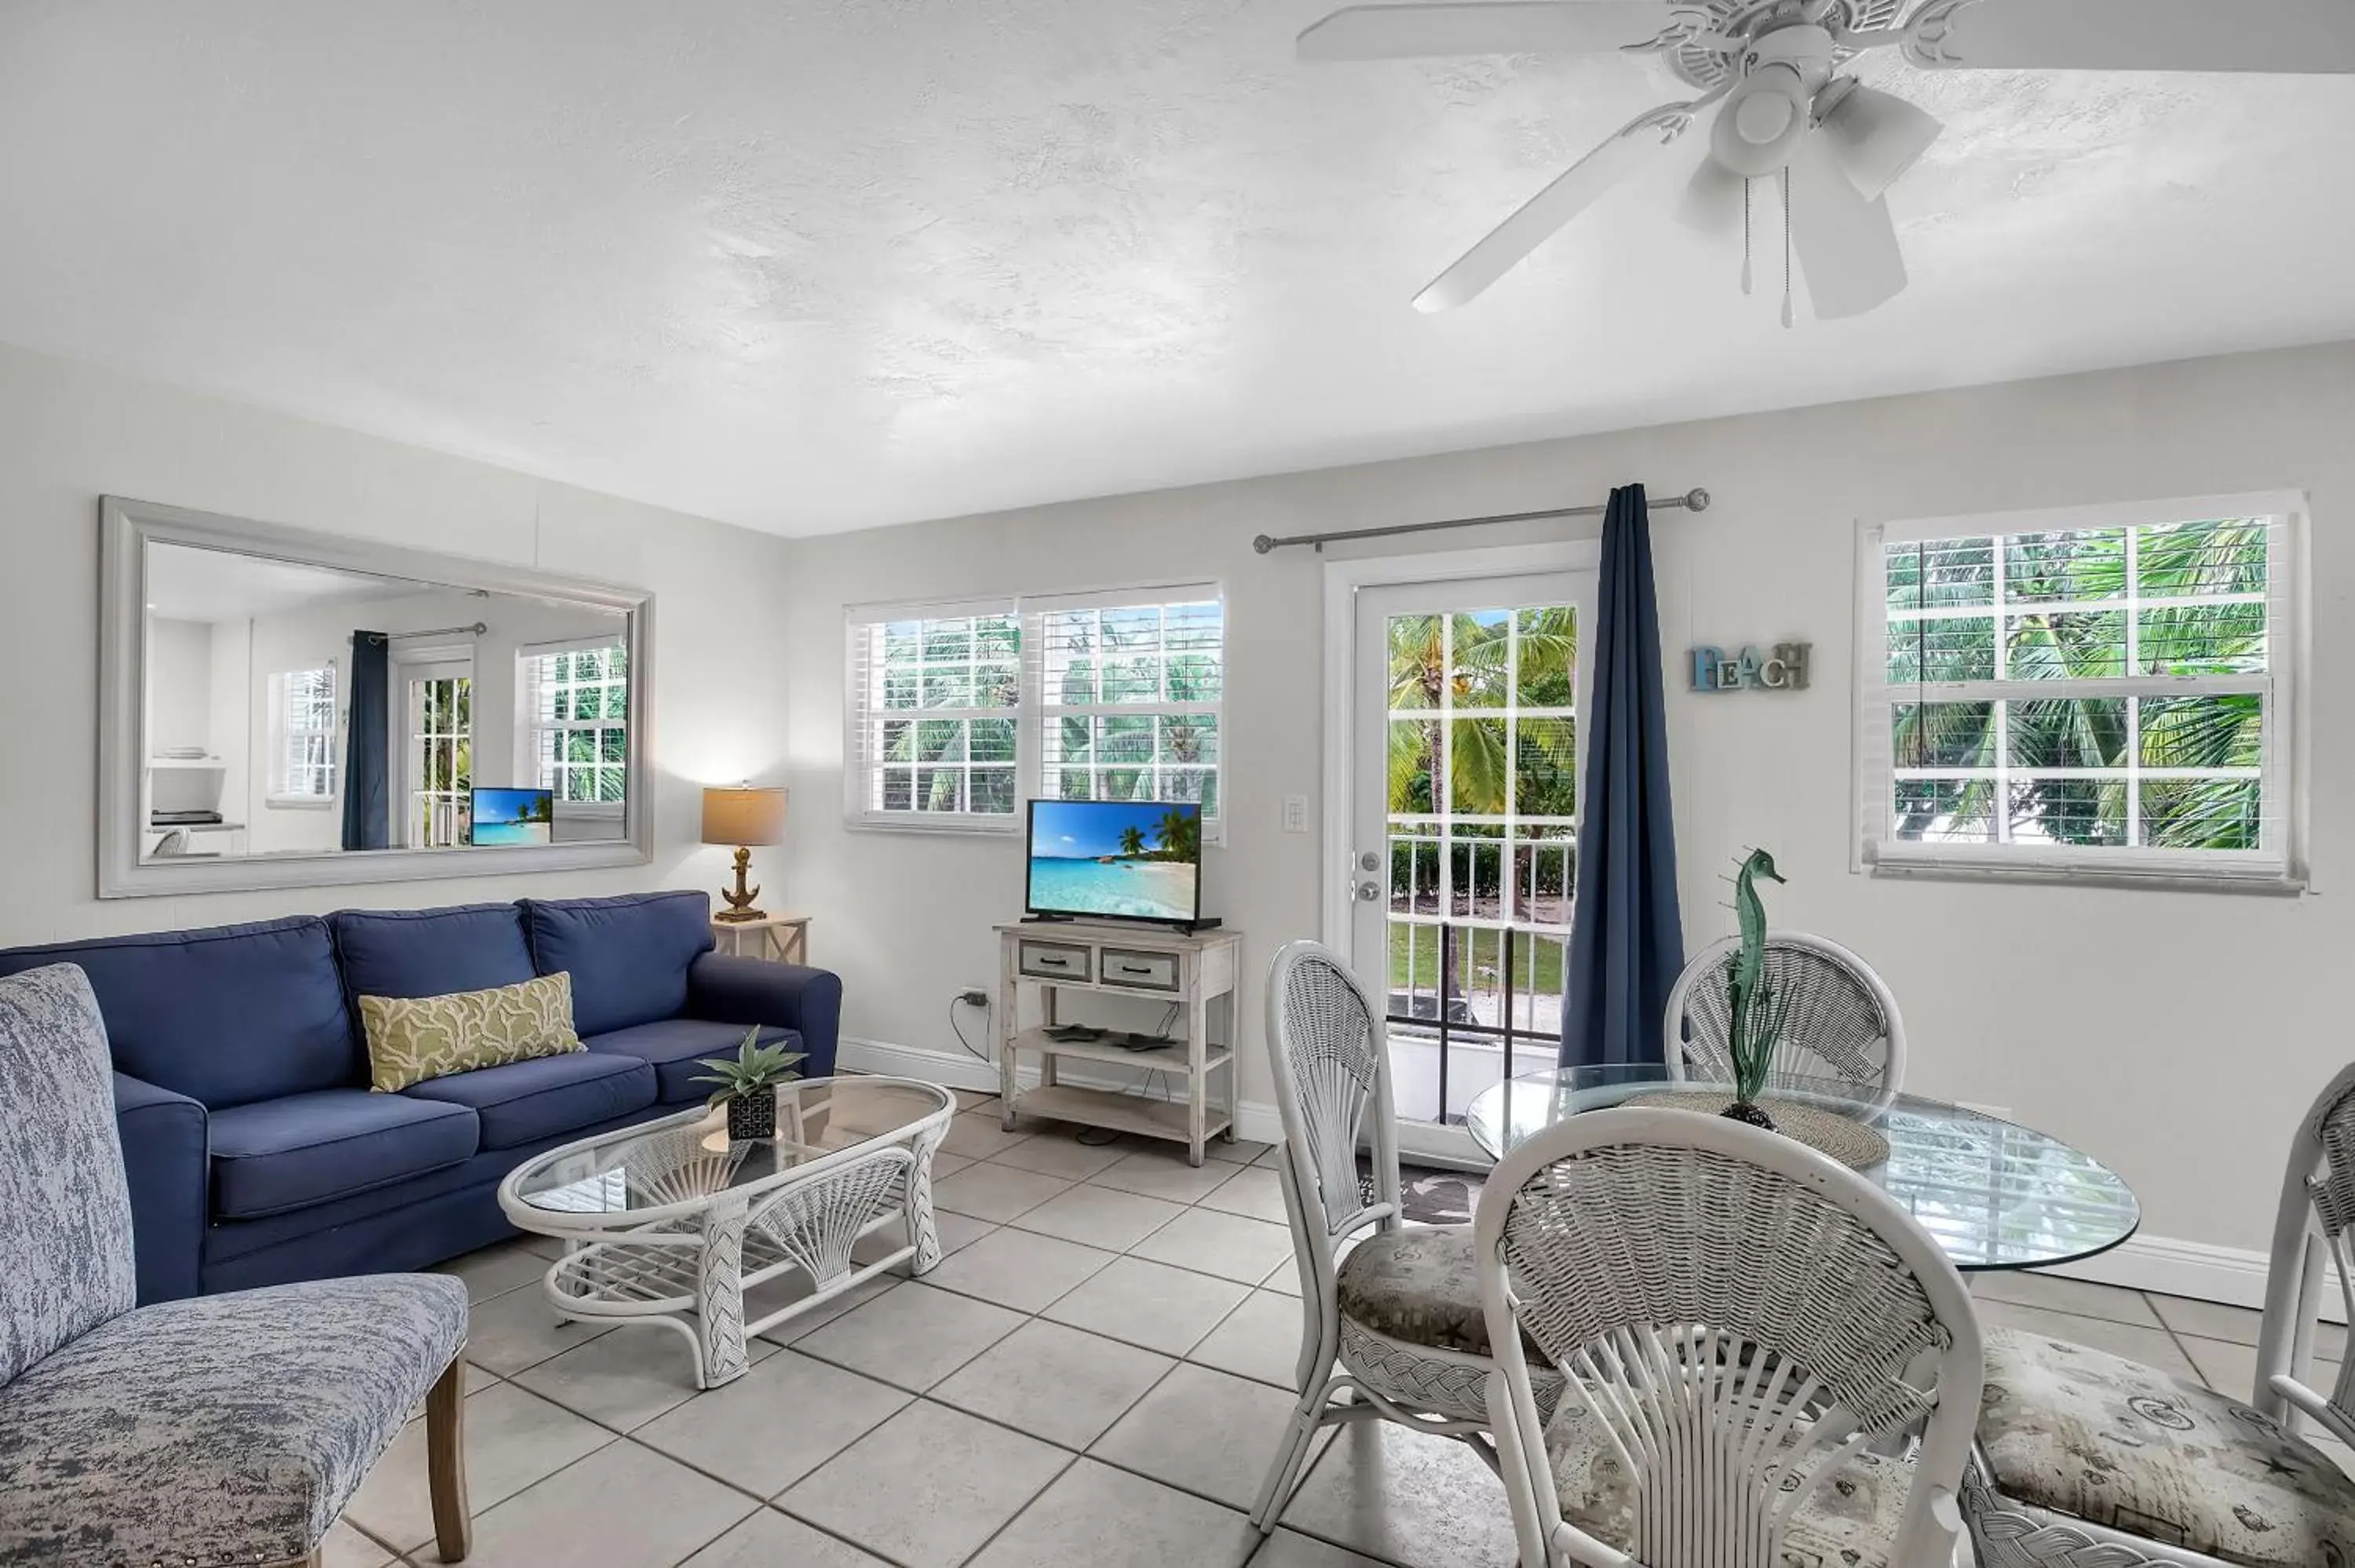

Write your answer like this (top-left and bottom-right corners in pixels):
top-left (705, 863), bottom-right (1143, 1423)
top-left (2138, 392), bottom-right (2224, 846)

top-left (687, 953), bottom-right (842, 1078)
top-left (112, 1071), bottom-right (207, 1304)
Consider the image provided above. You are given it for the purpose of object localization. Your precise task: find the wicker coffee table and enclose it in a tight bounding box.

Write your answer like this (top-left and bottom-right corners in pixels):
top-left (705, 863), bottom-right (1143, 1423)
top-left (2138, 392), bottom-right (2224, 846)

top-left (497, 1076), bottom-right (955, 1387)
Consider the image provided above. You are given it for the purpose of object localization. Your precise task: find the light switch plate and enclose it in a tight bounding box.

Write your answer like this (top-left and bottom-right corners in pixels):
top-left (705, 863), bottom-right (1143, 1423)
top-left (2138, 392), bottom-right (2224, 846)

top-left (1283, 794), bottom-right (1309, 833)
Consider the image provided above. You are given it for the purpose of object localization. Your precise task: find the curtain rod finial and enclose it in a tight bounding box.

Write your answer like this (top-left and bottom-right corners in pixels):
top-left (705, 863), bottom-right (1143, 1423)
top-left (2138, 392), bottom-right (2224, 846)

top-left (1685, 488), bottom-right (1713, 513)
top-left (1251, 534), bottom-right (1275, 555)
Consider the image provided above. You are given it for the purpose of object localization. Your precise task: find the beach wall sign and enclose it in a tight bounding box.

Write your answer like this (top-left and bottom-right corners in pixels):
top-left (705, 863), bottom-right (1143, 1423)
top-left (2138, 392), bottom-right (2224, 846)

top-left (1690, 643), bottom-right (1811, 694)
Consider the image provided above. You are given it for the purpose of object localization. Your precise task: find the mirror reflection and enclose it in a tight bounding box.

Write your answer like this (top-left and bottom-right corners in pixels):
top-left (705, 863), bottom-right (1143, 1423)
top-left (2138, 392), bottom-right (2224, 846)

top-left (141, 543), bottom-right (633, 862)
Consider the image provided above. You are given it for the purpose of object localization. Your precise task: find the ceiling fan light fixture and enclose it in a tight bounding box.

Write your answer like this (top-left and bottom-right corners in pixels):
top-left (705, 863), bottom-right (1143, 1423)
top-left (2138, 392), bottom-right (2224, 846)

top-left (1711, 63), bottom-right (1811, 178)
top-left (1819, 79), bottom-right (1944, 201)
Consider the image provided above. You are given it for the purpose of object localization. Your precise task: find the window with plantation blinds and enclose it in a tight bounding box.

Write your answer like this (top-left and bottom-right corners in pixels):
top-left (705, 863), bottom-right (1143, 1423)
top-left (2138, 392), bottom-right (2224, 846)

top-left (842, 585), bottom-right (1225, 834)
top-left (1857, 494), bottom-right (2302, 886)
top-left (520, 639), bottom-right (630, 807)
top-left (268, 666), bottom-right (337, 802)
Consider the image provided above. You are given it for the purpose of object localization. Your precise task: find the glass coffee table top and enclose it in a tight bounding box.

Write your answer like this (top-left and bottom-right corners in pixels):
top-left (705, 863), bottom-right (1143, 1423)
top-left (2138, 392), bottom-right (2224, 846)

top-left (509, 1077), bottom-right (952, 1220)
top-left (1465, 1064), bottom-right (2139, 1272)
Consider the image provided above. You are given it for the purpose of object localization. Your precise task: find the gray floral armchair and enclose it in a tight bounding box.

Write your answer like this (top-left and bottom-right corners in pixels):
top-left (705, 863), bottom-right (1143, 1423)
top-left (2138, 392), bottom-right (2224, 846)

top-left (0, 964), bottom-right (473, 1566)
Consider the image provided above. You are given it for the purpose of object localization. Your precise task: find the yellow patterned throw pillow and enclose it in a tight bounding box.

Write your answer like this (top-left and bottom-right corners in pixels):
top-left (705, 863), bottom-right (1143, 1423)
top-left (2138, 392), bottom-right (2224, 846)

top-left (360, 972), bottom-right (583, 1092)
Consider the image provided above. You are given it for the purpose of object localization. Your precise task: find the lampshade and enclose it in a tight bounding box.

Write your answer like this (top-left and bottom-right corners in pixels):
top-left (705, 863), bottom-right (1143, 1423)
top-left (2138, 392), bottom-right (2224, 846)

top-left (1820, 80), bottom-right (1943, 202)
top-left (701, 786), bottom-right (786, 847)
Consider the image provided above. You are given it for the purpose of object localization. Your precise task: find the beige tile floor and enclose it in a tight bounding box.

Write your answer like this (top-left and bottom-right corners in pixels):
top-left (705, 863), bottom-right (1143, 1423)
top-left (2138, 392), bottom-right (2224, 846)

top-left (332, 1094), bottom-right (2352, 1568)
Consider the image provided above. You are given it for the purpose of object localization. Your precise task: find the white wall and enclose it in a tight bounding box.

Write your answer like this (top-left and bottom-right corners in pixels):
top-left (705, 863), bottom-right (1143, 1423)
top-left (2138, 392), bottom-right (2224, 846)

top-left (0, 339), bottom-right (794, 942)
top-left (779, 339), bottom-right (2355, 1262)
top-left (143, 616), bottom-right (214, 754)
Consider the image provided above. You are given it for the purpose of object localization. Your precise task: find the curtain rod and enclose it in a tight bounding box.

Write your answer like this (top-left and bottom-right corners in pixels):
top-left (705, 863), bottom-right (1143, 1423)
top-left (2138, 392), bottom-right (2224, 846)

top-left (365, 622), bottom-right (487, 644)
top-left (1251, 487), bottom-right (1711, 555)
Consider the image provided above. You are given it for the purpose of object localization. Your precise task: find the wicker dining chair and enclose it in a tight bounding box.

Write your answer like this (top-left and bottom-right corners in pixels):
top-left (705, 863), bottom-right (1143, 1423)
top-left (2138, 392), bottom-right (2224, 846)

top-left (1665, 932), bottom-right (1906, 1113)
top-left (1476, 1106), bottom-right (1984, 1568)
top-left (1962, 1059), bottom-right (2355, 1567)
top-left (1248, 939), bottom-right (1561, 1533)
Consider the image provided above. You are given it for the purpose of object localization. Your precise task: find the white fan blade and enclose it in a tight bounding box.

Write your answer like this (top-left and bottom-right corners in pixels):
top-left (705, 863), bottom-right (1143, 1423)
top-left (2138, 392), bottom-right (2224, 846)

top-left (1788, 132), bottom-right (1907, 319)
top-left (1907, 0), bottom-right (2355, 74)
top-left (1299, 2), bottom-right (1675, 61)
top-left (1674, 141), bottom-right (1747, 235)
top-left (1414, 117), bottom-right (1683, 310)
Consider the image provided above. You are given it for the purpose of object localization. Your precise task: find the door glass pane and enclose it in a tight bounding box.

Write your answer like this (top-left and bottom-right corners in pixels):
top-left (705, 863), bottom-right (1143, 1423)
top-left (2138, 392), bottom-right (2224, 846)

top-left (1451, 611), bottom-right (1510, 709)
top-left (1380, 593), bottom-right (1580, 1128)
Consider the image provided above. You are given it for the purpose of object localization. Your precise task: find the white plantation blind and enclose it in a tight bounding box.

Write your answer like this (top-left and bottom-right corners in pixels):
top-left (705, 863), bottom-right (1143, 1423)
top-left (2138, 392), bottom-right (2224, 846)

top-left (1025, 585), bottom-right (1225, 839)
top-left (843, 597), bottom-right (1023, 831)
top-left (1857, 494), bottom-right (2302, 886)
top-left (268, 665), bottom-right (337, 800)
top-left (520, 638), bottom-right (630, 805)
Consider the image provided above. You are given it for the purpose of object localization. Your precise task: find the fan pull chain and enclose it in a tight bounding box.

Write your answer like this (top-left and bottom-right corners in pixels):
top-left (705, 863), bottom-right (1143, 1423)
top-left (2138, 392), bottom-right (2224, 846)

top-left (1780, 169), bottom-right (1795, 330)
top-left (1740, 178), bottom-right (1754, 296)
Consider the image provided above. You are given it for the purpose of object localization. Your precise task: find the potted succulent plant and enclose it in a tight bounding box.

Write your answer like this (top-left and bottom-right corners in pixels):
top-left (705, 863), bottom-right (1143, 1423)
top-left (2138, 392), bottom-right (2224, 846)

top-left (692, 1027), bottom-right (805, 1141)
top-left (1722, 848), bottom-right (1790, 1131)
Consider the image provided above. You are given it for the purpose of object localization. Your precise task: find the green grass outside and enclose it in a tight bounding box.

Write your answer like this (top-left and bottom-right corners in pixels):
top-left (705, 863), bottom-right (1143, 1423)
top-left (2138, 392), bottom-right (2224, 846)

top-left (1386, 924), bottom-right (1567, 998)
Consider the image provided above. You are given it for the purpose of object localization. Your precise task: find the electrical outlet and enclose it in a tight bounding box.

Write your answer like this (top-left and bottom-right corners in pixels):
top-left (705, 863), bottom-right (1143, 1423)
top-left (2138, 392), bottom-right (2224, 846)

top-left (955, 988), bottom-right (990, 1010)
top-left (1283, 793), bottom-right (1309, 833)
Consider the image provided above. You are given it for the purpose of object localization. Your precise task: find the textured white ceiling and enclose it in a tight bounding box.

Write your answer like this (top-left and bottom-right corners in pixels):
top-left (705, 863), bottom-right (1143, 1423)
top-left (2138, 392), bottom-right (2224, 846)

top-left (2, 2), bottom-right (2350, 536)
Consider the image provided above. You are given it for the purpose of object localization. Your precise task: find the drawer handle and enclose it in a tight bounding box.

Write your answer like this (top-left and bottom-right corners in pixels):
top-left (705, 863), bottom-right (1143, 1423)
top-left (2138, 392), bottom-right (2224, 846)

top-left (1115, 964), bottom-right (1154, 975)
top-left (1035, 955), bottom-right (1070, 968)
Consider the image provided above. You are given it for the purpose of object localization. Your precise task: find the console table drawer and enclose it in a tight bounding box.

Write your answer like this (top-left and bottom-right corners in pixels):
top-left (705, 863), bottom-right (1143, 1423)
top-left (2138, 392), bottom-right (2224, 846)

top-left (1016, 940), bottom-right (1093, 982)
top-left (1099, 948), bottom-right (1180, 993)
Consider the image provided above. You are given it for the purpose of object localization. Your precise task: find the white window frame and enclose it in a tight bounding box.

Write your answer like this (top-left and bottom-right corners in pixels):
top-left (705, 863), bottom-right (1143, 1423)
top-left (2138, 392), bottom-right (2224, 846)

top-left (1855, 491), bottom-right (2307, 892)
top-left (842, 582), bottom-right (1227, 839)
top-left (842, 596), bottom-right (1025, 833)
top-left (1026, 584), bottom-right (1226, 847)
top-left (518, 636), bottom-right (630, 819)
top-left (265, 664), bottom-right (338, 808)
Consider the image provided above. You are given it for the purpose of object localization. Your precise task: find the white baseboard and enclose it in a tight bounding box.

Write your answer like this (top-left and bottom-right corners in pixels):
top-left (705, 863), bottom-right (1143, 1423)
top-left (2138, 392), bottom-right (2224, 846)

top-left (837, 1036), bottom-right (2317, 1319)
top-left (837, 1035), bottom-right (1287, 1147)
top-left (2046, 1232), bottom-right (2342, 1322)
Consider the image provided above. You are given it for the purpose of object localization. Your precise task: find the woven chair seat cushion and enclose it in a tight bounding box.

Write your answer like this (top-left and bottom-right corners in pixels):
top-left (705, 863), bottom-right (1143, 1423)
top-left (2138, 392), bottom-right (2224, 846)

top-left (0, 1274), bottom-right (468, 1567)
top-left (1977, 1326), bottom-right (2355, 1567)
top-left (1546, 1387), bottom-right (1915, 1566)
top-left (1336, 1225), bottom-right (1540, 1358)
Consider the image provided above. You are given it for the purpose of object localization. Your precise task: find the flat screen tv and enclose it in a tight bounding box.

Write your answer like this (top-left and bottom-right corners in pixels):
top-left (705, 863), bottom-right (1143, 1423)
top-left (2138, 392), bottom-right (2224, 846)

top-left (469, 787), bottom-right (554, 848)
top-left (1026, 800), bottom-right (1203, 928)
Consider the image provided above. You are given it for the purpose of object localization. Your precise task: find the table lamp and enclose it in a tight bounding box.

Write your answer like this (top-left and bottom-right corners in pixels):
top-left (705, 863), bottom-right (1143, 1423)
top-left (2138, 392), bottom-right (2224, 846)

top-left (701, 786), bottom-right (786, 924)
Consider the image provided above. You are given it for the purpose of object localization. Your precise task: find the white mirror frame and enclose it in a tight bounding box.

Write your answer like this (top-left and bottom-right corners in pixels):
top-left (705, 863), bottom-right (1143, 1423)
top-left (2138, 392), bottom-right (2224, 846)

top-left (99, 496), bottom-right (655, 899)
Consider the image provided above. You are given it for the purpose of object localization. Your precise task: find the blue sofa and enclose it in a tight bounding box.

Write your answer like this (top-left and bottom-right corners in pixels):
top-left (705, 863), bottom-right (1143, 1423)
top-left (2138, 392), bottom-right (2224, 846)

top-left (0, 890), bottom-right (841, 1304)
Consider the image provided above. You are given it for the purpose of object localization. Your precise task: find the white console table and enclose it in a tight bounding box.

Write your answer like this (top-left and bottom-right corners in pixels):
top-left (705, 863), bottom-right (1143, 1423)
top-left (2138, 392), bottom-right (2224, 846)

top-left (994, 921), bottom-right (1243, 1166)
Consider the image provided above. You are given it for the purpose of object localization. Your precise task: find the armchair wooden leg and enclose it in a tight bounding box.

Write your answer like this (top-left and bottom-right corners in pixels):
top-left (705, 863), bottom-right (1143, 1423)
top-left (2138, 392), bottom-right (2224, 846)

top-left (425, 1354), bottom-right (472, 1562)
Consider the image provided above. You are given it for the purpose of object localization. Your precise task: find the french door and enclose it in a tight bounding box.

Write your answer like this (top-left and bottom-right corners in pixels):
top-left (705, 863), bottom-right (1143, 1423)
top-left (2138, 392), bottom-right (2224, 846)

top-left (400, 659), bottom-right (473, 848)
top-left (1337, 556), bottom-right (1595, 1152)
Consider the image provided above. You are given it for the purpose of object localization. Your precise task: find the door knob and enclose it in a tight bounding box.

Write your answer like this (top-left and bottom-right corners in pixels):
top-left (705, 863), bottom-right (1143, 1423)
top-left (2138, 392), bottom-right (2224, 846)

top-left (1357, 850), bottom-right (1382, 873)
top-left (1353, 881), bottom-right (1382, 903)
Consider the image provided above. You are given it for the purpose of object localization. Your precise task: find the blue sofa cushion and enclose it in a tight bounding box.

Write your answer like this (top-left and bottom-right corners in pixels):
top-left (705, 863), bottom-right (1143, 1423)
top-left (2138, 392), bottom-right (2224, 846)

top-left (523, 892), bottom-right (715, 1037)
top-left (330, 904), bottom-right (535, 1005)
top-left (209, 1091), bottom-right (478, 1220)
top-left (403, 1052), bottom-right (656, 1150)
top-left (0, 917), bottom-right (356, 1109)
top-left (585, 1018), bottom-right (798, 1104)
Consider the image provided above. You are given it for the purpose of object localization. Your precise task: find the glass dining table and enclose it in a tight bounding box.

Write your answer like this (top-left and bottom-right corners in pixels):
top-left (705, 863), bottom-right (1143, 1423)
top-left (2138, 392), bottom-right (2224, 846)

top-left (1464, 1064), bottom-right (2141, 1272)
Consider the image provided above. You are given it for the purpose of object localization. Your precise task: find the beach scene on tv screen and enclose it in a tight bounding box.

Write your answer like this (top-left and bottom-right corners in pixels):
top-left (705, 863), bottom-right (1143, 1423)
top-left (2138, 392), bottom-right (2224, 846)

top-left (472, 789), bottom-right (553, 847)
top-left (1029, 800), bottom-right (1199, 922)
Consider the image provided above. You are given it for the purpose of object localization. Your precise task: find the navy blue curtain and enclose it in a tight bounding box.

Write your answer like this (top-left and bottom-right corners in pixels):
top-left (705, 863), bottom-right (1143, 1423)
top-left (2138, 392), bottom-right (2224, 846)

top-left (341, 632), bottom-right (391, 851)
top-left (1560, 485), bottom-right (1685, 1067)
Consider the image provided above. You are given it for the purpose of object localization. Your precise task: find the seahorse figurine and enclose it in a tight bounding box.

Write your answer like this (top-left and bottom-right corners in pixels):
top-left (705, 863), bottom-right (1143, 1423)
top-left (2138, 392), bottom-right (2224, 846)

top-left (1723, 848), bottom-right (1788, 1128)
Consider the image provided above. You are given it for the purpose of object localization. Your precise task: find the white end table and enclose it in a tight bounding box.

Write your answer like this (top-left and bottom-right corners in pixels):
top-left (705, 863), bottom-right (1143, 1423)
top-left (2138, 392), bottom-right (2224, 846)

top-left (713, 912), bottom-right (812, 965)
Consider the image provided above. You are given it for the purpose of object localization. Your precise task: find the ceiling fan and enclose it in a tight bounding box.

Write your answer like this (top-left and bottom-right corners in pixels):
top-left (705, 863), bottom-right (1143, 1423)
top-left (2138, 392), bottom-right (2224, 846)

top-left (1299, 0), bottom-right (2355, 323)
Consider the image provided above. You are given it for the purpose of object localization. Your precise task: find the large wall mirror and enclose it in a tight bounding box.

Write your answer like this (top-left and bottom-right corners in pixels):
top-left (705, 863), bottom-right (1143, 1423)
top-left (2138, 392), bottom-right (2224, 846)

top-left (100, 498), bottom-right (653, 896)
